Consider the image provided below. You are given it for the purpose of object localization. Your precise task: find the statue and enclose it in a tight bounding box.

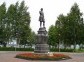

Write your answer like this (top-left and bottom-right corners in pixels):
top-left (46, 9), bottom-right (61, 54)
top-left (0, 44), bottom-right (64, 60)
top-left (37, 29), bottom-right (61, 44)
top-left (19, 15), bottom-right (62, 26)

top-left (34, 8), bottom-right (49, 53)
top-left (39, 8), bottom-right (45, 28)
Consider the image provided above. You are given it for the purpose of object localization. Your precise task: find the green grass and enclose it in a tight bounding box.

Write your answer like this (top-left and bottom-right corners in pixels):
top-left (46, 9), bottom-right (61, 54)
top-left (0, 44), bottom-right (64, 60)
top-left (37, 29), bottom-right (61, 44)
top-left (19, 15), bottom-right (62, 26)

top-left (75, 49), bottom-right (84, 53)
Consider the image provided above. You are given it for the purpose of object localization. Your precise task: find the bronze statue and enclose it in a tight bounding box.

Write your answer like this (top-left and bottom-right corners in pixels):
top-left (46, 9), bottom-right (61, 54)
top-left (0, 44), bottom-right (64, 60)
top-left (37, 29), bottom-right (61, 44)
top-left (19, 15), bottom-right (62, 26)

top-left (35, 8), bottom-right (49, 53)
top-left (39, 8), bottom-right (45, 27)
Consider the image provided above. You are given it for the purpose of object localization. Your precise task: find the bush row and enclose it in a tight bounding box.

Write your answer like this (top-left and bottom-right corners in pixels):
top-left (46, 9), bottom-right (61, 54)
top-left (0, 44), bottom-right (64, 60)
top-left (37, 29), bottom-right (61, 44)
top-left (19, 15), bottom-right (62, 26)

top-left (50, 48), bottom-right (74, 52)
top-left (0, 47), bottom-right (74, 52)
top-left (0, 47), bottom-right (34, 51)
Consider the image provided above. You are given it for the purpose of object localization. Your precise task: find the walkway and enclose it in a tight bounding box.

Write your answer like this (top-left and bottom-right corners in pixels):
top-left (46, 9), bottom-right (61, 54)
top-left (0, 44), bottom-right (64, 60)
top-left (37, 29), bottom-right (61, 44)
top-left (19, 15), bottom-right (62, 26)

top-left (0, 51), bottom-right (84, 62)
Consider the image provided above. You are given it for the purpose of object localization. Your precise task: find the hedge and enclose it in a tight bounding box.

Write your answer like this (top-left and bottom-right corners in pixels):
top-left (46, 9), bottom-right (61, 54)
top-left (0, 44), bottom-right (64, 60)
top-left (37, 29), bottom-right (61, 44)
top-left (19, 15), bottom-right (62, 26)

top-left (50, 48), bottom-right (74, 52)
top-left (0, 47), bottom-right (34, 51)
top-left (0, 47), bottom-right (74, 52)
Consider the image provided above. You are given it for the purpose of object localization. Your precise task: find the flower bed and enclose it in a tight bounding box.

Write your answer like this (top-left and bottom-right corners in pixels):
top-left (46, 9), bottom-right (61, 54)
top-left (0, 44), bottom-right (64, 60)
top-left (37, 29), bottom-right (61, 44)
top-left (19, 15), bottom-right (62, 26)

top-left (15, 52), bottom-right (71, 61)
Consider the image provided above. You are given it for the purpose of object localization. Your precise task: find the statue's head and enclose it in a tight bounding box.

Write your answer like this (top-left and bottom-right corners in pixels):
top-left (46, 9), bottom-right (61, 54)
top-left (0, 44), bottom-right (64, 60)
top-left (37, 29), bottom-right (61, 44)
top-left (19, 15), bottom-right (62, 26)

top-left (41, 8), bottom-right (43, 11)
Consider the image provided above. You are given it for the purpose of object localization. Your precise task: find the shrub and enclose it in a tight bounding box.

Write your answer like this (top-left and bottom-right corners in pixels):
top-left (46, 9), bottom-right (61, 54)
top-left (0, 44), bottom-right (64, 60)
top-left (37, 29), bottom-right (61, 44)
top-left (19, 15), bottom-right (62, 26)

top-left (50, 48), bottom-right (74, 52)
top-left (0, 47), bottom-right (74, 52)
top-left (0, 47), bottom-right (34, 51)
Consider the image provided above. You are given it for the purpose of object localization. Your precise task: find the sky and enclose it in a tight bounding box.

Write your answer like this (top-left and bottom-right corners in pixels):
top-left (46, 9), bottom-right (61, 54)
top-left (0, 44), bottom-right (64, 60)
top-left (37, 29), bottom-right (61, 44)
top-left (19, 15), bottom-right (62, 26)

top-left (0, 0), bottom-right (84, 33)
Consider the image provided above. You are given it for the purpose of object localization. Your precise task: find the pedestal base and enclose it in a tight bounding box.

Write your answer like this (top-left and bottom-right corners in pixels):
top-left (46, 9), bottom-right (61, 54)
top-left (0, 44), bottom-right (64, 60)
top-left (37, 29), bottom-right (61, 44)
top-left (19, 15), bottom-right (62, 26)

top-left (34, 44), bottom-right (49, 53)
top-left (34, 27), bottom-right (49, 53)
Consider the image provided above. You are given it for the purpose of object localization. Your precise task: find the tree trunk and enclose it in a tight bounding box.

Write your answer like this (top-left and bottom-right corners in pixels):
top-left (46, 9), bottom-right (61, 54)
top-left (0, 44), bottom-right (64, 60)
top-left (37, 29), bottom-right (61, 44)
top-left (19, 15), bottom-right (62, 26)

top-left (3, 41), bottom-right (7, 47)
top-left (49, 45), bottom-right (51, 49)
top-left (55, 45), bottom-right (57, 48)
top-left (79, 44), bottom-right (83, 50)
top-left (17, 38), bottom-right (20, 48)
top-left (64, 44), bottom-right (67, 49)
top-left (73, 41), bottom-right (76, 52)
top-left (24, 44), bottom-right (25, 48)
top-left (58, 40), bottom-right (60, 52)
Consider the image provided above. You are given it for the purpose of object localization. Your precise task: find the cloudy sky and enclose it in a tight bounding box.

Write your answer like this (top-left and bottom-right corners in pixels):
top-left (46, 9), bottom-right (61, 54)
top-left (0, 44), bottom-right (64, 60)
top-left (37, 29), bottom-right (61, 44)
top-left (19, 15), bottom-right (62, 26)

top-left (0, 0), bottom-right (84, 33)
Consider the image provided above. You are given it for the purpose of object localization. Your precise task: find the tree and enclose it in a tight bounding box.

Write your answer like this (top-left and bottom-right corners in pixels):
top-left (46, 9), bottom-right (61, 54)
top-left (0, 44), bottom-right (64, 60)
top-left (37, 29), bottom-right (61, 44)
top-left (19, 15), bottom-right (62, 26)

top-left (6, 1), bottom-right (31, 46)
top-left (17, 1), bottom-right (31, 46)
top-left (48, 3), bottom-right (84, 51)
top-left (55, 14), bottom-right (69, 51)
top-left (0, 1), bottom-right (31, 47)
top-left (48, 25), bottom-right (57, 48)
top-left (28, 31), bottom-right (36, 47)
top-left (0, 2), bottom-right (7, 47)
top-left (67, 3), bottom-right (83, 51)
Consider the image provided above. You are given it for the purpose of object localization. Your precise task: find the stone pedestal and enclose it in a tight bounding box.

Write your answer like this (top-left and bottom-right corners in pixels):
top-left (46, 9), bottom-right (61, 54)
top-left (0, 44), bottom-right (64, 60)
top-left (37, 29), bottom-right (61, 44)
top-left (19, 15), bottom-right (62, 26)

top-left (34, 27), bottom-right (49, 53)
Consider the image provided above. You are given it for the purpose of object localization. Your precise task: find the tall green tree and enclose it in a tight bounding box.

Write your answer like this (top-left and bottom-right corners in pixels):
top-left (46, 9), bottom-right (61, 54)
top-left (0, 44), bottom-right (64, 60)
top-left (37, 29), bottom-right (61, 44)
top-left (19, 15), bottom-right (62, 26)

top-left (0, 1), bottom-right (32, 47)
top-left (17, 1), bottom-right (31, 45)
top-left (0, 2), bottom-right (7, 47)
top-left (48, 3), bottom-right (84, 51)
top-left (55, 14), bottom-right (68, 49)
top-left (6, 1), bottom-right (31, 46)
top-left (67, 3), bottom-right (83, 50)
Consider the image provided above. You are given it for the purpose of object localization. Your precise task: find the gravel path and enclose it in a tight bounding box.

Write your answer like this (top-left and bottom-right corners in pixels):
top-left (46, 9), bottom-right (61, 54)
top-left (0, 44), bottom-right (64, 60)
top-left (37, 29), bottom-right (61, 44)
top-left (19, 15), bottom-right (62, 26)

top-left (0, 51), bottom-right (84, 62)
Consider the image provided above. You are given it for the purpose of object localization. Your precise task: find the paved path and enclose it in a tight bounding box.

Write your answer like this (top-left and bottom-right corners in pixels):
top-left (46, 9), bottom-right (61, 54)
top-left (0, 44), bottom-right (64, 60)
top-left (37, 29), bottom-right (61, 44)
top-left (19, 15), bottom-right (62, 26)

top-left (0, 51), bottom-right (84, 62)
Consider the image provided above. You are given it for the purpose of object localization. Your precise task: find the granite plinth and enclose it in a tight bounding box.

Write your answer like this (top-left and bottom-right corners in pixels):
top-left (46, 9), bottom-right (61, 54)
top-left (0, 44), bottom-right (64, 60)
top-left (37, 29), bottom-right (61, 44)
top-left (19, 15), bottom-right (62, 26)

top-left (34, 27), bottom-right (49, 53)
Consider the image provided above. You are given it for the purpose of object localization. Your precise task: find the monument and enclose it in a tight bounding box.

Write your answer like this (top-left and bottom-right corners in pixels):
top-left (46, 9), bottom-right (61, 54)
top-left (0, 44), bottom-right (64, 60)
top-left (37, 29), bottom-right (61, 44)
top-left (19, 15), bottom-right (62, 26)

top-left (16, 8), bottom-right (71, 61)
top-left (34, 8), bottom-right (49, 53)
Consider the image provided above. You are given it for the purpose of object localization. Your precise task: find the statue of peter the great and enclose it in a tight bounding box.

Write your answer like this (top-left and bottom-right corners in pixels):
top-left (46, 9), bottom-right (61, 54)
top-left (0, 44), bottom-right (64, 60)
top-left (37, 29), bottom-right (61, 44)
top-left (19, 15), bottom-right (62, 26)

top-left (39, 8), bottom-right (45, 28)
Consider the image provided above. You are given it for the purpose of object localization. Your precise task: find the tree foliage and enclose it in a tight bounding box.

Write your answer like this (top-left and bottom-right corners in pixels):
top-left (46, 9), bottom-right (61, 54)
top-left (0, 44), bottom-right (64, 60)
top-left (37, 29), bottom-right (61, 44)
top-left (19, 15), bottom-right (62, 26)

top-left (48, 3), bottom-right (84, 50)
top-left (0, 1), bottom-right (32, 47)
top-left (48, 25), bottom-right (57, 47)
